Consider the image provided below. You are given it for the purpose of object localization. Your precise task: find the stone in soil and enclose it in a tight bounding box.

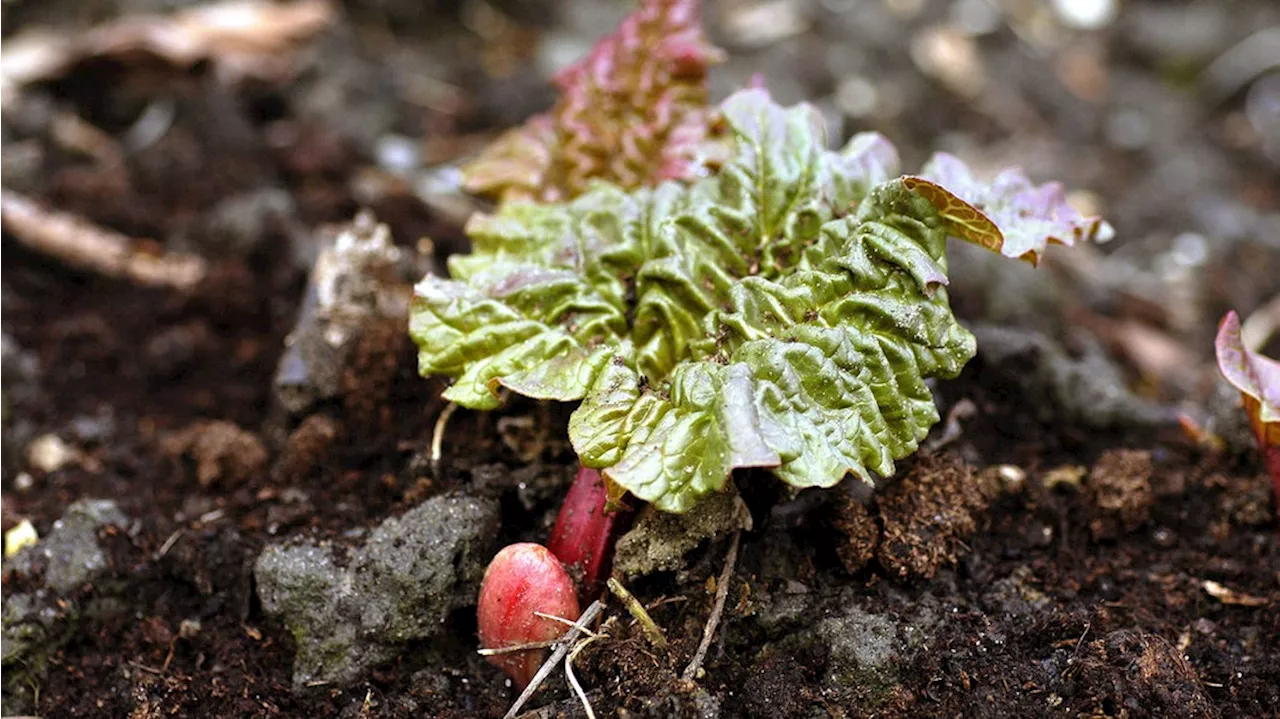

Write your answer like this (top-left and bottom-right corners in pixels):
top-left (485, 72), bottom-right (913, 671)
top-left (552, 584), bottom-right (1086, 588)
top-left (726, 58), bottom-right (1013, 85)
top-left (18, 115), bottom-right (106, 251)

top-left (254, 492), bottom-right (500, 690)
top-left (272, 212), bottom-right (417, 417)
top-left (615, 487), bottom-right (751, 579)
top-left (3, 499), bottom-right (131, 714)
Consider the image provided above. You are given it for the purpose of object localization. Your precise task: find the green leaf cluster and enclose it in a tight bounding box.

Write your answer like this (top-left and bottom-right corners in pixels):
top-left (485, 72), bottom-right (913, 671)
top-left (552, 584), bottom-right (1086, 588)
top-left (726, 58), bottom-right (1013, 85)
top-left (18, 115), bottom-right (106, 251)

top-left (414, 89), bottom-right (984, 511)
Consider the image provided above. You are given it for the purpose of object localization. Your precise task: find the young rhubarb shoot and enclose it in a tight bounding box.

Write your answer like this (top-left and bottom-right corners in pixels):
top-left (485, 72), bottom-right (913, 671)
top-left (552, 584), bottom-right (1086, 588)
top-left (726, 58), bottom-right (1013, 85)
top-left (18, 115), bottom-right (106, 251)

top-left (477, 543), bottom-right (581, 688)
top-left (1214, 310), bottom-right (1280, 511)
top-left (462, 0), bottom-right (724, 203)
top-left (411, 88), bottom-right (1107, 513)
top-left (547, 466), bottom-right (631, 597)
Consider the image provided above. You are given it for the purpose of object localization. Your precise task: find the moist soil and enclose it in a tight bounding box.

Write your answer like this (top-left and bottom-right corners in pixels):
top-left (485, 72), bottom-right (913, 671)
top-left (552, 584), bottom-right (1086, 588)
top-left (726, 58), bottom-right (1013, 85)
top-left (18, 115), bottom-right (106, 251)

top-left (3, 1), bottom-right (1279, 717)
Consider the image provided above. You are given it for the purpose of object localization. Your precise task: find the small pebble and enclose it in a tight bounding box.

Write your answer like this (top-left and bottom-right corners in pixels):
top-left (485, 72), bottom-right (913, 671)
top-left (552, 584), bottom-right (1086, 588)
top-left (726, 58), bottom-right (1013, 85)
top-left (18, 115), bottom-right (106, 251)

top-left (4, 519), bottom-right (38, 558)
top-left (179, 618), bottom-right (203, 639)
top-left (375, 134), bottom-right (421, 175)
top-left (27, 434), bottom-right (79, 473)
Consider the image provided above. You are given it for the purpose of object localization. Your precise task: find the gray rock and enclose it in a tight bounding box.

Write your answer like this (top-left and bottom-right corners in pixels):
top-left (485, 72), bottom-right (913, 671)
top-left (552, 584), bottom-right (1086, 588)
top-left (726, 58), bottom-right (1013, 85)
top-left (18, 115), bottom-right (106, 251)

top-left (273, 212), bottom-right (417, 416)
top-left (9, 499), bottom-right (130, 594)
top-left (762, 592), bottom-right (939, 709)
top-left (1205, 377), bottom-right (1260, 456)
top-left (946, 241), bottom-right (1067, 336)
top-left (0, 593), bottom-right (51, 711)
top-left (814, 607), bottom-right (901, 696)
top-left (972, 324), bottom-right (1177, 431)
top-left (202, 187), bottom-right (301, 259)
top-left (3, 499), bottom-right (127, 714)
top-left (254, 493), bottom-right (500, 690)
top-left (982, 565), bottom-right (1052, 618)
top-left (1, 592), bottom-right (70, 715)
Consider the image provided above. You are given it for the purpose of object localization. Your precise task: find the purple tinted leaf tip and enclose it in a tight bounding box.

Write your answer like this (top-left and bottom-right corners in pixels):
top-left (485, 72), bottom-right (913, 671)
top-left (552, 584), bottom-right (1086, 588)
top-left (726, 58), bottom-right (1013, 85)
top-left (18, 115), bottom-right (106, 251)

top-left (904, 153), bottom-right (1113, 265)
top-left (1215, 310), bottom-right (1280, 514)
top-left (463, 0), bottom-right (725, 203)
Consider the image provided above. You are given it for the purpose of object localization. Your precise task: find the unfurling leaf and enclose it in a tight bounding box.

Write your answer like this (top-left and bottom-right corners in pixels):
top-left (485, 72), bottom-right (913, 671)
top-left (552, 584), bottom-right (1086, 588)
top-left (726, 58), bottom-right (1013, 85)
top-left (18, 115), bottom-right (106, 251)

top-left (1214, 310), bottom-right (1280, 507)
top-left (414, 89), bottom-right (1093, 512)
top-left (904, 154), bottom-right (1113, 265)
top-left (463, 0), bottom-right (725, 204)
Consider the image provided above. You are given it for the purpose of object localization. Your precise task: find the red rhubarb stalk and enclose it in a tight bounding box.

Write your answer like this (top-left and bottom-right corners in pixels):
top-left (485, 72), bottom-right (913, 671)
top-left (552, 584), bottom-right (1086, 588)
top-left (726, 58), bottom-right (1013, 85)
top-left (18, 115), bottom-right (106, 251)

top-left (547, 465), bottom-right (632, 598)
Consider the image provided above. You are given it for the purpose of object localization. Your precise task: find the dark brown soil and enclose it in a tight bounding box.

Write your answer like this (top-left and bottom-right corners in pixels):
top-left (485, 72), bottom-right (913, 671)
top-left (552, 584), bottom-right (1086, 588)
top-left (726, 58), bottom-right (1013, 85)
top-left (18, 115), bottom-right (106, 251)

top-left (3, 1), bottom-right (1279, 718)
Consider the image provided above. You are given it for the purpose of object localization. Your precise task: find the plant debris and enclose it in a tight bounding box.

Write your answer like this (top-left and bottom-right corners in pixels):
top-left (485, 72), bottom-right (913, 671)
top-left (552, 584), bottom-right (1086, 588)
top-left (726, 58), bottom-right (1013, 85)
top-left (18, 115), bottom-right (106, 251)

top-left (0, 190), bottom-right (207, 291)
top-left (1, 0), bottom-right (333, 103)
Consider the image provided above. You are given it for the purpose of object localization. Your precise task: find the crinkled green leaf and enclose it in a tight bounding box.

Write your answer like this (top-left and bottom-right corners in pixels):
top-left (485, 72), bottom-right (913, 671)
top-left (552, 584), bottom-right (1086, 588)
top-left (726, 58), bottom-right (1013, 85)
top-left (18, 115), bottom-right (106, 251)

top-left (904, 153), bottom-right (1113, 265)
top-left (462, 0), bottom-right (725, 203)
top-left (414, 88), bottom-right (1093, 511)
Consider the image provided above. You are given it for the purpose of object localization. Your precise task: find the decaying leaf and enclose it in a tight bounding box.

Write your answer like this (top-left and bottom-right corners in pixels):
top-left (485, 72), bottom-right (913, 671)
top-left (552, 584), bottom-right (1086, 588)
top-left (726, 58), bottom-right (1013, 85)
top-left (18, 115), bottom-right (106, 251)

top-left (413, 89), bottom-right (1094, 512)
top-left (1, 0), bottom-right (332, 104)
top-left (1202, 579), bottom-right (1268, 607)
top-left (904, 154), bottom-right (1113, 265)
top-left (462, 0), bottom-right (726, 204)
top-left (1215, 310), bottom-right (1280, 505)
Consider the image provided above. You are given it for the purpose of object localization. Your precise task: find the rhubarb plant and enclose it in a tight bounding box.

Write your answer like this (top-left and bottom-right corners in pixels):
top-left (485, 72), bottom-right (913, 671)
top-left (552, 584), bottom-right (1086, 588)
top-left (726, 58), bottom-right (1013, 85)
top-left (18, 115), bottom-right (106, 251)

top-left (412, 87), bottom-right (1108, 513)
top-left (1215, 310), bottom-right (1280, 509)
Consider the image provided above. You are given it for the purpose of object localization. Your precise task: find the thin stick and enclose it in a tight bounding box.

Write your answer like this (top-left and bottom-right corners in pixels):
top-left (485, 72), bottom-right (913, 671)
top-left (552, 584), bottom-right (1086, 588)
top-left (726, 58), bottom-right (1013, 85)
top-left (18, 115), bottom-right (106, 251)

top-left (681, 531), bottom-right (740, 681)
top-left (533, 611), bottom-right (599, 637)
top-left (607, 577), bottom-right (667, 649)
top-left (565, 634), bottom-right (603, 719)
top-left (1, 190), bottom-right (206, 291)
top-left (430, 402), bottom-right (458, 473)
top-left (477, 638), bottom-right (560, 656)
top-left (503, 599), bottom-right (604, 719)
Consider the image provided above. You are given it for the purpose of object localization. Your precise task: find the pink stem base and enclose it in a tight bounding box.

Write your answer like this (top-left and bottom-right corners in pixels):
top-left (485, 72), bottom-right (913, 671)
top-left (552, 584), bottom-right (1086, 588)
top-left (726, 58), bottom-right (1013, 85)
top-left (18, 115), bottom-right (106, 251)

top-left (546, 465), bottom-right (632, 598)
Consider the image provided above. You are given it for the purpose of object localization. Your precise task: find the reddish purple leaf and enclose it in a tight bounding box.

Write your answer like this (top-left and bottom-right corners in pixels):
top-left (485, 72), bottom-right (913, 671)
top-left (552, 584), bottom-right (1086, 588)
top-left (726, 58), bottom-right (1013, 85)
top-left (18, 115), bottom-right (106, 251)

top-left (1215, 310), bottom-right (1280, 509)
top-left (463, 0), bottom-right (725, 203)
top-left (904, 153), bottom-right (1113, 265)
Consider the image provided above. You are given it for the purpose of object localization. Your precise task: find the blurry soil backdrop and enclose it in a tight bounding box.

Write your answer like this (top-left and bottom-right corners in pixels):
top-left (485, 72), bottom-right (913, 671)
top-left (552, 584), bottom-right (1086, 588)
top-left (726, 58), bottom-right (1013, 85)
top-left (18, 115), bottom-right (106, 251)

top-left (2, 0), bottom-right (1279, 717)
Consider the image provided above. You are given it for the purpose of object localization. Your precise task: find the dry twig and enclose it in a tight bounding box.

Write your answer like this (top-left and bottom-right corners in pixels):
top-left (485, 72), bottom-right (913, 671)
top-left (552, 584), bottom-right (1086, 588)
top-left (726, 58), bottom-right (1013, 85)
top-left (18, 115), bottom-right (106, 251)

top-left (681, 530), bottom-right (740, 681)
top-left (607, 577), bottom-right (667, 649)
top-left (476, 638), bottom-right (561, 656)
top-left (564, 634), bottom-right (604, 719)
top-left (429, 401), bottom-right (458, 476)
top-left (502, 599), bottom-right (604, 719)
top-left (1, 190), bottom-right (207, 291)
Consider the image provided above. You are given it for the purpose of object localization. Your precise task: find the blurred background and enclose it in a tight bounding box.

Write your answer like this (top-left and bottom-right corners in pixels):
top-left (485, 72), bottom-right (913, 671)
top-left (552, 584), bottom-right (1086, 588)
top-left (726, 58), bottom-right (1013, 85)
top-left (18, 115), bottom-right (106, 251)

top-left (4, 0), bottom-right (1278, 393)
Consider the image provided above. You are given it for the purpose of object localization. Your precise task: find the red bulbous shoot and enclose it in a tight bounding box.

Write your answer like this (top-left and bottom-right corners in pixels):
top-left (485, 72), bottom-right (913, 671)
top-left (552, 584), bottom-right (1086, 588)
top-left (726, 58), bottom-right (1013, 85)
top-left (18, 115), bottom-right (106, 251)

top-left (476, 543), bottom-right (581, 688)
top-left (547, 466), bottom-right (632, 598)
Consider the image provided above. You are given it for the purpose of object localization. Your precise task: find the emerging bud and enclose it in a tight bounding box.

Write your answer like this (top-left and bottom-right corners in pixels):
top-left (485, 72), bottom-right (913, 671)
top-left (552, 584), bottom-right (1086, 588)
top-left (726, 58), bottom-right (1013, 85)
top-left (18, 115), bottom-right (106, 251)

top-left (476, 543), bottom-right (581, 688)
